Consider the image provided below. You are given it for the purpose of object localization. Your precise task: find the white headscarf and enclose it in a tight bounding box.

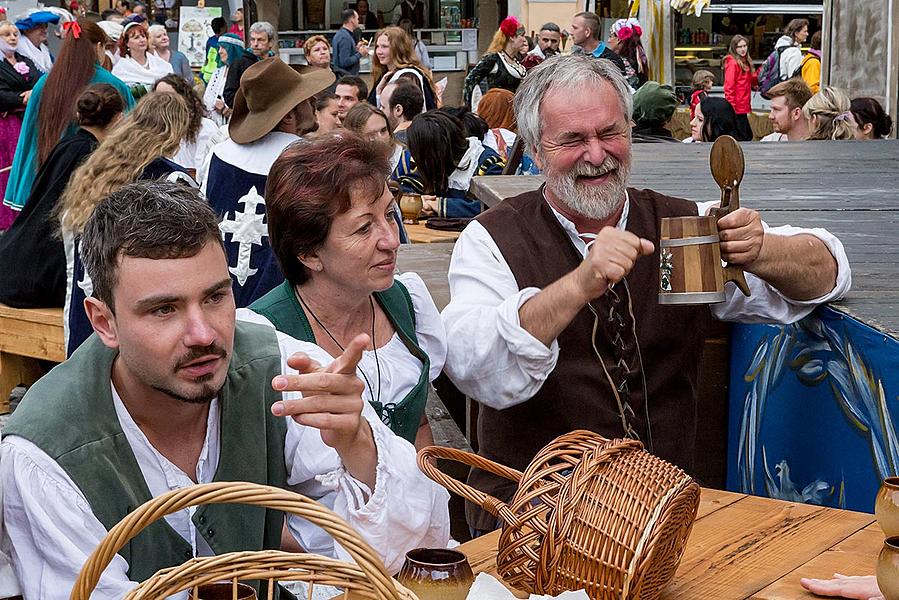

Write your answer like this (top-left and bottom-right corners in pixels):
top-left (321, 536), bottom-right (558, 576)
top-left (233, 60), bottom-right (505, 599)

top-left (16, 35), bottom-right (52, 73)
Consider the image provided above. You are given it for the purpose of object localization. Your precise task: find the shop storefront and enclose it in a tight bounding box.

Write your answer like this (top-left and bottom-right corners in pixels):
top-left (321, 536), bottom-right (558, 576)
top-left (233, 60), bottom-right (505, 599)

top-left (672, 1), bottom-right (822, 98)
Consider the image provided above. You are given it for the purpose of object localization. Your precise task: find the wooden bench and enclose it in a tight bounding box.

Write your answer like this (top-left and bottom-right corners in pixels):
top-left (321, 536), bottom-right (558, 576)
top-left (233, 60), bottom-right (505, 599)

top-left (0, 305), bottom-right (65, 413)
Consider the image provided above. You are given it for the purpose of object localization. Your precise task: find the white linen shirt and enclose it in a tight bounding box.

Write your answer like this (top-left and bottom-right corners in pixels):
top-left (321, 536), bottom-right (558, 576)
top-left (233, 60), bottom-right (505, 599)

top-left (441, 193), bottom-right (852, 410)
top-left (1, 301), bottom-right (450, 599)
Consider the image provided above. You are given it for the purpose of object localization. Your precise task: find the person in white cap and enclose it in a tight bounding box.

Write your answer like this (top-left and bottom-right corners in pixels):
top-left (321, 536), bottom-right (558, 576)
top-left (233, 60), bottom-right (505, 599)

top-left (97, 20), bottom-right (123, 66)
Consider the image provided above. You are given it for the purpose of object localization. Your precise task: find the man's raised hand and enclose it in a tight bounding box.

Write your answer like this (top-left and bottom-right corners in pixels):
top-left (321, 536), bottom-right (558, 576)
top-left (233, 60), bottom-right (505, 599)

top-left (575, 226), bottom-right (655, 301)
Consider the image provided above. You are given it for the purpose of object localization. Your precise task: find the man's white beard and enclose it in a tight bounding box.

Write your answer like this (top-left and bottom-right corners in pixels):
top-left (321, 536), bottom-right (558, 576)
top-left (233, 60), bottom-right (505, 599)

top-left (544, 156), bottom-right (630, 220)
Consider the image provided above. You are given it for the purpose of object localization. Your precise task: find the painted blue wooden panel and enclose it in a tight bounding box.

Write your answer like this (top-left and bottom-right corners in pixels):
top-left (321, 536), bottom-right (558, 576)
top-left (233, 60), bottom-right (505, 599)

top-left (727, 306), bottom-right (899, 513)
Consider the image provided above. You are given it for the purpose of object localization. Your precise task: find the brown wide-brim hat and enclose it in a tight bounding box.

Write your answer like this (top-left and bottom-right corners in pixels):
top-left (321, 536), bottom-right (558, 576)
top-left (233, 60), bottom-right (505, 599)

top-left (229, 58), bottom-right (335, 145)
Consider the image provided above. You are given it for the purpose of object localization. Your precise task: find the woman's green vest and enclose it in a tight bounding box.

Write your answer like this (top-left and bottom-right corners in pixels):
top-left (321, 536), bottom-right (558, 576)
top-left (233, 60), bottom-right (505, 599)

top-left (3, 322), bottom-right (289, 590)
top-left (250, 280), bottom-right (429, 444)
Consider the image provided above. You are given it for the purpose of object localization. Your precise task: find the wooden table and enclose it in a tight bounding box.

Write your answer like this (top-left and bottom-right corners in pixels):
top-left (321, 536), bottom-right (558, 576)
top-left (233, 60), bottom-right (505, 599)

top-left (405, 222), bottom-right (461, 244)
top-left (457, 488), bottom-right (881, 599)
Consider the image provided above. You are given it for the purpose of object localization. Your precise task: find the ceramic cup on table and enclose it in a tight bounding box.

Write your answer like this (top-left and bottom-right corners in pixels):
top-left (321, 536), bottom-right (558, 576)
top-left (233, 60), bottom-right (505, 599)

top-left (876, 477), bottom-right (899, 537)
top-left (400, 194), bottom-right (423, 225)
top-left (397, 547), bottom-right (475, 600)
top-left (190, 581), bottom-right (257, 600)
top-left (877, 536), bottom-right (899, 600)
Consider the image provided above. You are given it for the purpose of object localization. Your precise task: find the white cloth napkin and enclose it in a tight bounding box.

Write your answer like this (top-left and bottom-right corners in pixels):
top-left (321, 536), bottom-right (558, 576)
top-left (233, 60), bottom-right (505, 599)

top-left (466, 573), bottom-right (590, 600)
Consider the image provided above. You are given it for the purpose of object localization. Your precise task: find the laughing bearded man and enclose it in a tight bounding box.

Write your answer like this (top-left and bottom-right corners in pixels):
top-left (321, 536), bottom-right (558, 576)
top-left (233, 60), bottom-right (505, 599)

top-left (440, 54), bottom-right (852, 535)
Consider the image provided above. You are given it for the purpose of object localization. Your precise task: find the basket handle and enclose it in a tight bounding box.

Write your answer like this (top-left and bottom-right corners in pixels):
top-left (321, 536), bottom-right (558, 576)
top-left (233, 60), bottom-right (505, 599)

top-left (70, 482), bottom-right (402, 600)
top-left (417, 445), bottom-right (524, 520)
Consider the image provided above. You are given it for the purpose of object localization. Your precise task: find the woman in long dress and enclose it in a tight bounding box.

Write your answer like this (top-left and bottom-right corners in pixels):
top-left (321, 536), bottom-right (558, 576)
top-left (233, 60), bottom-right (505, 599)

top-left (0, 21), bottom-right (41, 230)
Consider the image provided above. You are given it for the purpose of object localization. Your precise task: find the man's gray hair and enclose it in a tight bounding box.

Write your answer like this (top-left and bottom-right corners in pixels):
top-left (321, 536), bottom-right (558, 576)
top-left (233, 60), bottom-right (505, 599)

top-left (514, 54), bottom-right (634, 153)
top-left (249, 21), bottom-right (275, 41)
top-left (540, 22), bottom-right (561, 33)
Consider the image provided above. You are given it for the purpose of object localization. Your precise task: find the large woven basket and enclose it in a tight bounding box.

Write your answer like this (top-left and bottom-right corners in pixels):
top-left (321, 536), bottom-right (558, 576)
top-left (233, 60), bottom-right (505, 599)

top-left (418, 430), bottom-right (699, 600)
top-left (70, 482), bottom-right (419, 600)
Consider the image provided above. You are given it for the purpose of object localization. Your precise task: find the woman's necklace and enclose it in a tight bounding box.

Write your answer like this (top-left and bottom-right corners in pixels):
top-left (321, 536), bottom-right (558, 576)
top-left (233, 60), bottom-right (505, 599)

top-left (500, 50), bottom-right (526, 78)
top-left (295, 291), bottom-right (382, 408)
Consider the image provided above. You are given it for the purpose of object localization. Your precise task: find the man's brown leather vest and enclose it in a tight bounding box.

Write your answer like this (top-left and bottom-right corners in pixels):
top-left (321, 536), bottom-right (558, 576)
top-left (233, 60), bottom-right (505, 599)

top-left (468, 186), bottom-right (712, 530)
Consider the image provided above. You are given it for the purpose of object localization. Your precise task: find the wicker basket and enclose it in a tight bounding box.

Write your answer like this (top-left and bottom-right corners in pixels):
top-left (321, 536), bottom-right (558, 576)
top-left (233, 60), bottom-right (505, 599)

top-left (70, 482), bottom-right (419, 600)
top-left (418, 430), bottom-right (700, 600)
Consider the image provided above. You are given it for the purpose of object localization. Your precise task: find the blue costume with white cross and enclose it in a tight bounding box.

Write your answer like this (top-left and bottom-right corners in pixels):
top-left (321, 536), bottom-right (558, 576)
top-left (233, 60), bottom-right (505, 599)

top-left (202, 132), bottom-right (295, 308)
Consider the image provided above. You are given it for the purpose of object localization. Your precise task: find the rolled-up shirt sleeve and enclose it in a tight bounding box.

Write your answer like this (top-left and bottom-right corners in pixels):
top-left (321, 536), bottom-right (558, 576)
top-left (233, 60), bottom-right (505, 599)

top-left (710, 222), bottom-right (852, 324)
top-left (440, 221), bottom-right (559, 410)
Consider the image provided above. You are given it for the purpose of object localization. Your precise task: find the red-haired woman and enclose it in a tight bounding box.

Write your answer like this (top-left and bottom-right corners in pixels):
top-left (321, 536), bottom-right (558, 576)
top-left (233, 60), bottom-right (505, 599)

top-left (4, 19), bottom-right (134, 213)
top-left (112, 22), bottom-right (173, 96)
top-left (249, 130), bottom-right (447, 450)
top-left (723, 34), bottom-right (757, 141)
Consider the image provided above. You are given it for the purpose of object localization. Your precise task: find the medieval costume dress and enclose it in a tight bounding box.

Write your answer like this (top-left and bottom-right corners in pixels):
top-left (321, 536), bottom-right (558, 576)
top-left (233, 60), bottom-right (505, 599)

top-left (0, 53), bottom-right (40, 230)
top-left (3, 65), bottom-right (134, 212)
top-left (0, 128), bottom-right (99, 308)
top-left (462, 51), bottom-right (526, 108)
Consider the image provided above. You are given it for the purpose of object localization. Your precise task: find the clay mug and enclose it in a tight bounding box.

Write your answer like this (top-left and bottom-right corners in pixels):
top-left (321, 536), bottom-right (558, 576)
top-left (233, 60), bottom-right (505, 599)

top-left (877, 536), bottom-right (899, 600)
top-left (400, 194), bottom-right (423, 225)
top-left (190, 582), bottom-right (257, 600)
top-left (397, 548), bottom-right (475, 600)
top-left (876, 477), bottom-right (899, 537)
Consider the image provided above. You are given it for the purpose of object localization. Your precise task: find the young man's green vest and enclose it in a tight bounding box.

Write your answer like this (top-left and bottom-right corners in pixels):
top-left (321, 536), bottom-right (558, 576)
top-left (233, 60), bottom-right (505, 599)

top-left (3, 321), bottom-right (289, 585)
top-left (250, 280), bottom-right (429, 443)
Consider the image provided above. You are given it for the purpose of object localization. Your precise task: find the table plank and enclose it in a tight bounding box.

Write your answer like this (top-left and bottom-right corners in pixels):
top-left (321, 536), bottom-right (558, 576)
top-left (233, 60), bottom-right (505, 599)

top-left (455, 489), bottom-right (753, 598)
top-left (396, 244), bottom-right (453, 311)
top-left (405, 222), bottom-right (461, 244)
top-left (662, 495), bottom-right (874, 599)
top-left (752, 523), bottom-right (883, 599)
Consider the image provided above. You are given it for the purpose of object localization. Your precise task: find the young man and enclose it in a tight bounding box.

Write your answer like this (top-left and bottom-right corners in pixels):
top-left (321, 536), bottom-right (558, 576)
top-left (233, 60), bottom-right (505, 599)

top-left (223, 21), bottom-right (275, 108)
top-left (380, 79), bottom-right (424, 144)
top-left (441, 55), bottom-right (850, 534)
top-left (762, 79), bottom-right (813, 142)
top-left (204, 58), bottom-right (334, 306)
top-left (521, 22), bottom-right (561, 70)
top-left (569, 12), bottom-right (627, 77)
top-left (334, 75), bottom-right (369, 121)
top-left (331, 9), bottom-right (369, 77)
top-left (1, 180), bottom-right (449, 597)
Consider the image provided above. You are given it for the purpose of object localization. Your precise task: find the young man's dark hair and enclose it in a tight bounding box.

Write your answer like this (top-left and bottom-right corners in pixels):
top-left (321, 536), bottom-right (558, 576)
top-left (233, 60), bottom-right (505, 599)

top-left (210, 16), bottom-right (227, 35)
top-left (388, 80), bottom-right (424, 119)
top-left (81, 181), bottom-right (223, 310)
top-left (336, 75), bottom-right (368, 100)
top-left (341, 8), bottom-right (357, 24)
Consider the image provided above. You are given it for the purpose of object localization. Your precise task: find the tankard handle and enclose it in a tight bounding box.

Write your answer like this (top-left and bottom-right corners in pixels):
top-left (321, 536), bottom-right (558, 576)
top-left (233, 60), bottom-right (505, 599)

top-left (709, 136), bottom-right (751, 298)
top-left (709, 193), bottom-right (751, 297)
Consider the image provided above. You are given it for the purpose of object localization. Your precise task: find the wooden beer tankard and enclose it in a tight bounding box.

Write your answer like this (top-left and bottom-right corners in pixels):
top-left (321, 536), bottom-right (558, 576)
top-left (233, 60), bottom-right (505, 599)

top-left (658, 136), bottom-right (752, 304)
